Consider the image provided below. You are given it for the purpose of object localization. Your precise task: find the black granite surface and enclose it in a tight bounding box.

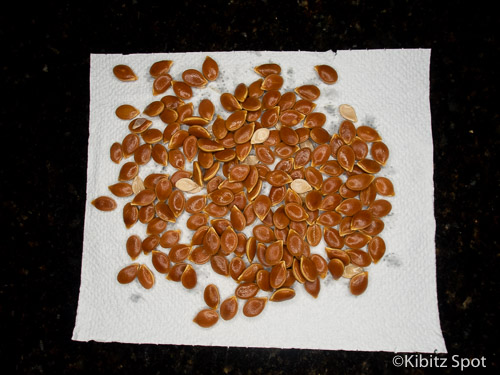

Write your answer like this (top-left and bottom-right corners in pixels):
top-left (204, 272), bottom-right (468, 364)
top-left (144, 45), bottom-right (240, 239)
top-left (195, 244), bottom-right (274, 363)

top-left (1, 0), bottom-right (498, 373)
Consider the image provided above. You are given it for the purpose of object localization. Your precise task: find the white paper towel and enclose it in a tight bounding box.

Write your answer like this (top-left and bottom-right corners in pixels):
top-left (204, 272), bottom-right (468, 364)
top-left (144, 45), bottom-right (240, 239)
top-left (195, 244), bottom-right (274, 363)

top-left (73, 49), bottom-right (446, 353)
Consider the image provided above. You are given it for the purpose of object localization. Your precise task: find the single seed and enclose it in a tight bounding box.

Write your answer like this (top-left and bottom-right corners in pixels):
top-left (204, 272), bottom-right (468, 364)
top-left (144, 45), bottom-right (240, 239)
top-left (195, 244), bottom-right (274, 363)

top-left (314, 64), bottom-right (338, 84)
top-left (181, 264), bottom-right (197, 289)
top-left (149, 60), bottom-right (173, 77)
top-left (193, 309), bottom-right (219, 328)
top-left (126, 235), bottom-right (142, 260)
top-left (243, 297), bottom-right (267, 317)
top-left (108, 182), bottom-right (133, 197)
top-left (220, 296), bottom-right (238, 321)
top-left (152, 250), bottom-right (171, 274)
top-left (251, 128), bottom-right (270, 144)
top-left (339, 104), bottom-right (358, 122)
top-left (202, 56), bottom-right (219, 81)
top-left (153, 74), bottom-right (173, 96)
top-left (137, 264), bottom-right (155, 289)
top-left (117, 264), bottom-right (140, 284)
top-left (115, 104), bottom-right (140, 120)
top-left (91, 196), bottom-right (117, 211)
top-left (132, 176), bottom-right (145, 195)
top-left (113, 64), bottom-right (137, 81)
top-left (290, 179), bottom-right (312, 194)
top-left (182, 69), bottom-right (208, 87)
top-left (295, 85), bottom-right (320, 101)
top-left (350, 271), bottom-right (368, 295)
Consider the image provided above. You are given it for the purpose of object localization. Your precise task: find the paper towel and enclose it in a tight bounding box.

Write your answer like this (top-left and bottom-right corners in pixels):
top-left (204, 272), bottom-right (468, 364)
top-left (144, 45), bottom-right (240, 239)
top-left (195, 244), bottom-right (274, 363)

top-left (73, 49), bottom-right (446, 353)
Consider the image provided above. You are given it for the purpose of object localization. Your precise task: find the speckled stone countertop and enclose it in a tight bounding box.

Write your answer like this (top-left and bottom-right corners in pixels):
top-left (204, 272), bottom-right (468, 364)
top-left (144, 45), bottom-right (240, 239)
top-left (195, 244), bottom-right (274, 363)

top-left (1, 1), bottom-right (498, 373)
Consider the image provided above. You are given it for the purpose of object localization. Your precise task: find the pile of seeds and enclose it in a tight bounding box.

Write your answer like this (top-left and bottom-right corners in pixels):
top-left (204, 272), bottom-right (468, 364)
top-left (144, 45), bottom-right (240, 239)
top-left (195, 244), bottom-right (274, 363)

top-left (91, 56), bottom-right (394, 328)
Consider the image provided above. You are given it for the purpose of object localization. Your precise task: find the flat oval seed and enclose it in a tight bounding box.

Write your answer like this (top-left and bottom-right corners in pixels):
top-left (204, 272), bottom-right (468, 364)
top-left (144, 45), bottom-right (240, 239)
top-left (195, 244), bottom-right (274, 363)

top-left (368, 199), bottom-right (392, 217)
top-left (300, 256), bottom-right (318, 282)
top-left (304, 277), bottom-right (321, 298)
top-left (339, 120), bottom-right (356, 144)
top-left (110, 142), bottom-right (123, 163)
top-left (368, 236), bottom-right (386, 263)
top-left (152, 250), bottom-right (171, 274)
top-left (243, 297), bottom-right (267, 317)
top-left (149, 60), bottom-right (173, 77)
top-left (261, 74), bottom-right (283, 91)
top-left (339, 104), bottom-right (358, 122)
top-left (253, 224), bottom-right (275, 243)
top-left (270, 288), bottom-right (296, 302)
top-left (137, 264), bottom-right (155, 289)
top-left (346, 249), bottom-right (372, 267)
top-left (269, 261), bottom-right (287, 289)
top-left (295, 85), bottom-right (320, 101)
top-left (337, 145), bottom-right (355, 172)
top-left (306, 224), bottom-right (322, 246)
top-left (172, 80), bottom-right (193, 99)
top-left (311, 144), bottom-right (331, 167)
top-left (152, 144), bottom-right (168, 166)
top-left (220, 93), bottom-right (242, 112)
top-left (182, 69), bottom-right (208, 87)
top-left (117, 264), bottom-right (140, 284)
top-left (198, 98), bottom-right (215, 120)
top-left (254, 63), bottom-right (281, 77)
top-left (346, 174), bottom-right (375, 191)
top-left (126, 235), bottom-right (142, 259)
top-left (167, 263), bottom-right (188, 282)
top-left (119, 162), bottom-right (139, 181)
top-left (350, 271), bottom-right (368, 295)
top-left (235, 282), bottom-right (259, 299)
top-left (181, 265), bottom-right (197, 289)
top-left (220, 296), bottom-right (238, 321)
top-left (374, 177), bottom-right (395, 196)
top-left (91, 196), bottom-right (117, 211)
top-left (261, 107), bottom-right (280, 128)
top-left (202, 56), bottom-right (219, 81)
top-left (115, 104), bottom-right (140, 120)
top-left (336, 198), bottom-right (363, 216)
top-left (113, 64), bottom-right (137, 81)
top-left (328, 259), bottom-right (345, 280)
top-left (193, 309), bottom-right (219, 328)
top-left (304, 112), bottom-right (326, 128)
top-left (129, 118), bottom-right (153, 134)
top-left (284, 203), bottom-right (308, 222)
top-left (123, 202), bottom-right (138, 228)
top-left (153, 74), bottom-right (172, 95)
top-left (266, 170), bottom-right (292, 187)
top-left (357, 126), bottom-right (381, 142)
top-left (314, 64), bottom-right (338, 84)
top-left (255, 145), bottom-right (275, 164)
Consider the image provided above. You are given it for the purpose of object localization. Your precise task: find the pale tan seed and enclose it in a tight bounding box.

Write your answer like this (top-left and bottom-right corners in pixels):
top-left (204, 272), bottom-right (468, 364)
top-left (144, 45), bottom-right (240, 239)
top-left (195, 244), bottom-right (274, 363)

top-left (176, 178), bottom-right (200, 192)
top-left (250, 128), bottom-right (270, 144)
top-left (339, 104), bottom-right (358, 122)
top-left (241, 155), bottom-right (259, 165)
top-left (290, 179), bottom-right (312, 194)
top-left (300, 139), bottom-right (314, 151)
top-left (132, 176), bottom-right (145, 194)
top-left (342, 264), bottom-right (364, 279)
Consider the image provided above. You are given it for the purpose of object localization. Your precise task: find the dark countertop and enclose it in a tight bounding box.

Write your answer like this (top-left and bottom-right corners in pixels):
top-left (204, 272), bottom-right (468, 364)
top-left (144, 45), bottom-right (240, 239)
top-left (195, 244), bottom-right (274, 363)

top-left (1, 0), bottom-right (498, 373)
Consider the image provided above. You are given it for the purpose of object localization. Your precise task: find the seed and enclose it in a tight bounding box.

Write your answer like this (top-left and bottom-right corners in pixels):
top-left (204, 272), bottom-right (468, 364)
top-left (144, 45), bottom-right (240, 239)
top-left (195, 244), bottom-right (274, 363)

top-left (181, 264), bottom-right (197, 289)
top-left (167, 263), bottom-right (188, 282)
top-left (182, 69), bottom-right (208, 87)
top-left (303, 112), bottom-right (326, 128)
top-left (113, 64), bottom-right (137, 81)
top-left (91, 196), bottom-right (117, 211)
top-left (107, 182), bottom-right (132, 198)
top-left (123, 202), bottom-right (138, 228)
top-left (304, 166), bottom-right (324, 189)
top-left (269, 261), bottom-right (287, 289)
top-left (234, 83), bottom-right (249, 102)
top-left (198, 98), bottom-right (215, 121)
top-left (368, 199), bottom-right (392, 217)
top-left (368, 236), bottom-right (386, 263)
top-left (252, 195), bottom-right (272, 221)
top-left (262, 90), bottom-right (281, 109)
top-left (243, 297), bottom-right (267, 317)
top-left (153, 74), bottom-right (173, 96)
top-left (235, 282), bottom-right (259, 299)
top-left (152, 250), bottom-right (171, 274)
top-left (336, 198), bottom-right (362, 216)
top-left (139, 204), bottom-right (155, 224)
top-left (193, 308), bottom-right (219, 328)
top-left (261, 106), bottom-right (280, 128)
top-left (290, 179), bottom-right (312, 194)
top-left (126, 235), bottom-right (142, 260)
top-left (117, 263), bottom-right (140, 284)
top-left (161, 95), bottom-right (183, 110)
top-left (339, 120), bottom-right (356, 144)
top-left (220, 93), bottom-right (242, 112)
top-left (253, 224), bottom-right (275, 243)
top-left (371, 141), bottom-right (390, 165)
top-left (133, 144), bottom-right (152, 165)
top-left (129, 118), bottom-right (152, 133)
top-left (229, 164), bottom-right (251, 182)
top-left (187, 213), bottom-right (209, 230)
top-left (254, 145), bottom-right (275, 165)
top-left (306, 224), bottom-right (322, 246)
top-left (155, 177), bottom-right (173, 201)
top-left (325, 247), bottom-right (350, 265)
top-left (177, 103), bottom-right (194, 122)
top-left (149, 60), bottom-right (173, 77)
top-left (189, 246), bottom-right (211, 264)
top-left (327, 259), bottom-right (344, 280)
top-left (168, 243), bottom-right (191, 263)
top-left (141, 128), bottom-right (163, 144)
top-left (351, 210), bottom-right (373, 230)
top-left (202, 56), bottom-right (219, 81)
top-left (146, 217), bottom-right (167, 235)
top-left (182, 116), bottom-right (210, 126)
top-left (374, 177), bottom-right (395, 196)
top-left (254, 63), bottom-right (281, 77)
top-left (260, 73), bottom-right (283, 91)
top-left (171, 80), bottom-right (193, 99)
top-left (337, 145), bottom-right (355, 172)
top-left (265, 240), bottom-right (284, 266)
top-left (300, 256), bottom-right (317, 282)
top-left (294, 99), bottom-right (317, 115)
top-left (339, 104), bottom-right (358, 122)
top-left (220, 296), bottom-right (238, 321)
top-left (295, 85), bottom-right (320, 101)
top-left (351, 138), bottom-right (369, 160)
top-left (266, 170), bottom-right (292, 187)
top-left (110, 142), bottom-right (123, 164)
top-left (310, 144), bottom-right (331, 167)
top-left (203, 284), bottom-right (220, 310)
top-left (314, 64), bottom-right (338, 84)
top-left (346, 174), bottom-right (375, 191)
top-left (121, 134), bottom-right (140, 158)
top-left (304, 277), bottom-right (320, 298)
top-left (137, 264), bottom-right (155, 289)
top-left (356, 126), bottom-right (381, 142)
top-left (279, 110), bottom-right (305, 127)
top-left (342, 264), bottom-right (364, 279)
top-left (350, 271), bottom-right (368, 295)
top-left (115, 104), bottom-right (139, 120)
top-left (131, 176), bottom-right (145, 195)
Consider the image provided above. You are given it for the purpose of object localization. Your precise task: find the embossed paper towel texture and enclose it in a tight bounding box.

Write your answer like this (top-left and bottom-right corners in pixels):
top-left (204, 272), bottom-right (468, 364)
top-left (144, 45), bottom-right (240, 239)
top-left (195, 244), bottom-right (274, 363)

top-left (73, 49), bottom-right (446, 353)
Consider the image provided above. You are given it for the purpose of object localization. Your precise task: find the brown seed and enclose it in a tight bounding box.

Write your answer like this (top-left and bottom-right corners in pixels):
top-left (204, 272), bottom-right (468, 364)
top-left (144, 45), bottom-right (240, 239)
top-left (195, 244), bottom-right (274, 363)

top-left (261, 73), bottom-right (283, 91)
top-left (234, 83), bottom-right (249, 102)
top-left (304, 190), bottom-right (322, 211)
top-left (152, 250), bottom-right (171, 274)
top-left (168, 243), bottom-right (191, 263)
top-left (168, 189), bottom-right (185, 217)
top-left (162, 123), bottom-right (180, 143)
top-left (177, 103), bottom-right (194, 122)
top-left (314, 64), bottom-right (338, 84)
top-left (185, 195), bottom-right (206, 214)
top-left (186, 213), bottom-right (209, 230)
top-left (142, 128), bottom-right (163, 144)
top-left (235, 282), bottom-right (259, 299)
top-left (339, 120), bottom-right (356, 145)
top-left (146, 217), bottom-right (167, 235)
top-left (197, 98), bottom-right (215, 121)
top-left (123, 202), bottom-right (138, 228)
top-left (253, 195), bottom-right (272, 221)
top-left (294, 99), bottom-right (317, 115)
top-left (295, 85), bottom-right (320, 101)
top-left (284, 203), bottom-right (308, 222)
top-left (306, 224), bottom-right (322, 246)
top-left (368, 199), bottom-right (392, 217)
top-left (254, 63), bottom-right (281, 77)
top-left (220, 93), bottom-right (242, 112)
top-left (91, 196), bottom-right (117, 211)
top-left (304, 277), bottom-right (320, 298)
top-left (129, 118), bottom-right (153, 134)
top-left (203, 284), bottom-right (220, 310)
top-left (324, 227), bottom-right (344, 248)
top-left (310, 254), bottom-right (328, 279)
top-left (350, 271), bottom-right (368, 295)
top-left (225, 110), bottom-right (247, 131)
top-left (161, 95), bottom-right (184, 110)
top-left (126, 235), bottom-right (142, 260)
top-left (262, 90), bottom-right (281, 109)
top-left (172, 80), bottom-right (193, 99)
top-left (304, 112), bottom-right (326, 128)
top-left (357, 126), bottom-right (381, 142)
top-left (189, 246), bottom-right (211, 264)
top-left (229, 256), bottom-right (246, 281)
top-left (279, 110), bottom-right (305, 127)
top-left (279, 126), bottom-right (300, 146)
top-left (107, 182), bottom-right (132, 198)
top-left (357, 159), bottom-right (382, 174)
top-left (182, 116), bottom-right (210, 126)
top-left (197, 138), bottom-right (225, 153)
top-left (139, 204), bottom-right (155, 224)
top-left (113, 64), bottom-right (137, 81)
top-left (321, 177), bottom-right (343, 195)
top-left (351, 210), bottom-right (373, 230)
top-left (189, 125), bottom-right (211, 139)
top-left (243, 297), bottom-right (267, 317)
top-left (253, 224), bottom-right (275, 243)
top-left (286, 229), bottom-right (305, 258)
top-left (155, 177), bottom-right (172, 201)
top-left (346, 249), bottom-right (372, 267)
top-left (328, 259), bottom-right (345, 280)
top-left (167, 263), bottom-right (188, 282)
top-left (133, 144), bottom-right (152, 165)
top-left (325, 247), bottom-right (350, 265)
top-left (261, 106), bottom-right (280, 128)
top-left (115, 104), bottom-right (139, 120)
top-left (361, 217), bottom-right (384, 236)
top-left (266, 170), bottom-right (292, 187)
top-left (255, 145), bottom-right (275, 164)
top-left (117, 263), bottom-right (140, 284)
top-left (311, 144), bottom-right (331, 167)
top-left (319, 193), bottom-right (342, 211)
top-left (131, 189), bottom-right (156, 206)
top-left (270, 288), bottom-right (296, 302)
top-left (228, 164), bottom-right (250, 182)
top-left (118, 162), bottom-right (139, 181)
top-left (346, 174), bottom-right (375, 191)
top-left (305, 166), bottom-right (324, 189)
top-left (182, 69), bottom-right (208, 87)
top-left (337, 145), bottom-right (356, 172)
top-left (317, 209), bottom-right (344, 227)
top-left (269, 261), bottom-right (287, 289)
top-left (181, 264), bottom-right (197, 289)
top-left (351, 138), bottom-right (369, 160)
top-left (159, 108), bottom-right (178, 124)
top-left (110, 142), bottom-right (123, 164)
top-left (153, 74), bottom-right (173, 96)
top-left (202, 56), bottom-right (219, 81)
top-left (368, 236), bottom-right (386, 263)
top-left (168, 149), bottom-right (185, 170)
top-left (150, 60), bottom-right (173, 77)
top-left (345, 232), bottom-right (372, 249)
top-left (193, 308), bottom-right (219, 328)
top-left (265, 240), bottom-right (284, 266)
top-left (137, 264), bottom-right (155, 289)
top-left (220, 227), bottom-right (238, 255)
top-left (300, 256), bottom-right (318, 282)
top-left (336, 198), bottom-right (362, 216)
top-left (374, 177), bottom-right (395, 196)
top-left (220, 296), bottom-right (238, 321)
top-left (191, 226), bottom-right (209, 246)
